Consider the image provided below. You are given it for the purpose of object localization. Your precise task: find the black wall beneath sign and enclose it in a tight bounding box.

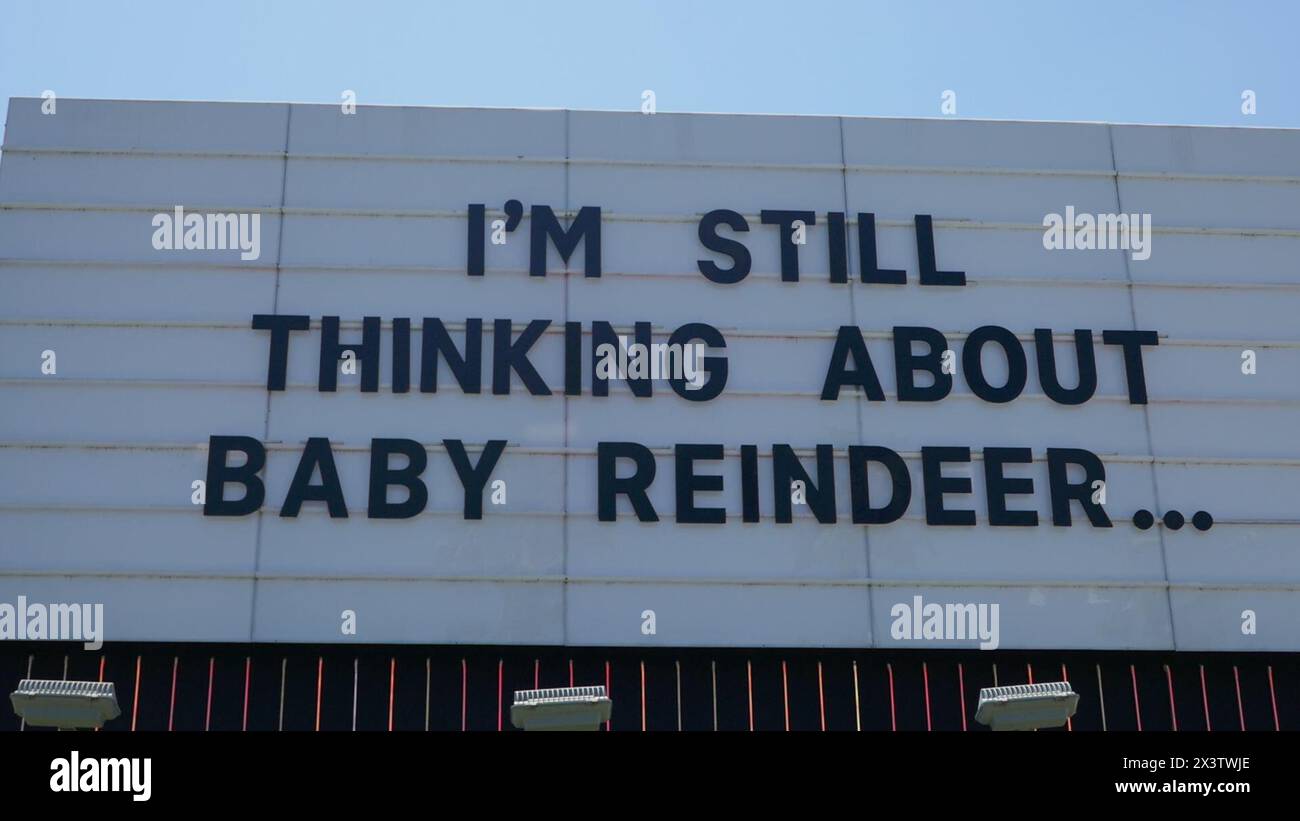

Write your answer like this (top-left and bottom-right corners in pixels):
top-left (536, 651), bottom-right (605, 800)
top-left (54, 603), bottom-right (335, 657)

top-left (2, 642), bottom-right (1295, 732)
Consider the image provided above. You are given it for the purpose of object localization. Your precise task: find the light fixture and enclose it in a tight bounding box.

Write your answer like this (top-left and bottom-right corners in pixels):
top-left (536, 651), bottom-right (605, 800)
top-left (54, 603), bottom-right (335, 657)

top-left (975, 681), bottom-right (1078, 731)
top-left (10, 679), bottom-right (121, 730)
top-left (511, 685), bottom-right (612, 731)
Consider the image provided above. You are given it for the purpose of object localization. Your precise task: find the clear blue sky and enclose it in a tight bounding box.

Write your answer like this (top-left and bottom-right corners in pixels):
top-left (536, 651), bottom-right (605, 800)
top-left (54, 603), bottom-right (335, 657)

top-left (1, 0), bottom-right (1296, 127)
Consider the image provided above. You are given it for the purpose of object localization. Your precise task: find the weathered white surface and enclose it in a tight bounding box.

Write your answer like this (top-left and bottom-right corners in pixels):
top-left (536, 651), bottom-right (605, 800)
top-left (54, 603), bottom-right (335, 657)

top-left (1, 98), bottom-right (1297, 649)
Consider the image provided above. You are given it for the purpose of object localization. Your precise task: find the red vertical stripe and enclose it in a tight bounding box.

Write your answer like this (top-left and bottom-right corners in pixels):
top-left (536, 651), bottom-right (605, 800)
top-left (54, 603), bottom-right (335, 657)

top-left (205, 657), bottom-right (214, 732)
top-left (168, 657), bottom-right (178, 732)
top-left (817, 661), bottom-right (826, 732)
top-left (922, 662), bottom-right (932, 732)
top-left (315, 657), bottom-right (323, 732)
top-left (1267, 666), bottom-right (1280, 732)
top-left (1200, 664), bottom-right (1212, 731)
top-left (640, 660), bottom-right (647, 732)
top-left (242, 657), bottom-right (251, 731)
top-left (1061, 664), bottom-right (1072, 731)
top-left (131, 655), bottom-right (141, 732)
top-left (958, 663), bottom-right (968, 732)
top-left (781, 660), bottom-right (790, 732)
top-left (1233, 666), bottom-right (1246, 731)
top-left (568, 659), bottom-right (574, 687)
top-left (533, 659), bottom-right (539, 690)
top-left (1164, 665), bottom-right (1179, 732)
top-left (389, 658), bottom-right (397, 732)
top-left (96, 656), bottom-right (106, 733)
top-left (746, 660), bottom-right (754, 732)
top-left (1130, 664), bottom-right (1143, 731)
top-left (461, 658), bottom-right (467, 732)
top-left (887, 663), bottom-right (897, 732)
top-left (496, 659), bottom-right (503, 732)
top-left (1026, 663), bottom-right (1034, 684)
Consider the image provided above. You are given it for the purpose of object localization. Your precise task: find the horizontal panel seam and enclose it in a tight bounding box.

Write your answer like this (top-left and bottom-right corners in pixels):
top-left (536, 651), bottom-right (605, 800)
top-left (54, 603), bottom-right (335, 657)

top-left (0, 569), bottom-right (1293, 591)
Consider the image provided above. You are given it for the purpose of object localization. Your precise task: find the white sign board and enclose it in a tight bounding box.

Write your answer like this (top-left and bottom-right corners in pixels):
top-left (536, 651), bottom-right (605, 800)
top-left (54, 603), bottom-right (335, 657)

top-left (1, 99), bottom-right (1297, 651)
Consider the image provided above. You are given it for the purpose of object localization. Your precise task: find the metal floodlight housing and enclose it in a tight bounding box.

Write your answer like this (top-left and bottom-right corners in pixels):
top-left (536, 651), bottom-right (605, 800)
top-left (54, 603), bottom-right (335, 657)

top-left (11, 679), bottom-right (121, 730)
top-left (511, 685), bottom-right (612, 731)
top-left (975, 681), bottom-right (1078, 731)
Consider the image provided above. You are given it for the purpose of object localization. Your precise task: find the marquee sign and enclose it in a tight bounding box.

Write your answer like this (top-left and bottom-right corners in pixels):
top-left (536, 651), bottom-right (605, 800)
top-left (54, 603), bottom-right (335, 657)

top-left (2, 100), bottom-right (1294, 650)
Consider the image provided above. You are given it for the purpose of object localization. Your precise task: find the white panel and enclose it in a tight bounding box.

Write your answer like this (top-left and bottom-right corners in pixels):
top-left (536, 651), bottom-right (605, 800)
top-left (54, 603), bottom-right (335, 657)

top-left (1153, 463), bottom-right (1297, 521)
top-left (278, 213), bottom-right (465, 268)
top-left (258, 515), bottom-right (564, 579)
top-left (1127, 233), bottom-right (1300, 284)
top-left (0, 511), bottom-right (257, 574)
top-left (284, 157), bottom-right (563, 211)
top-left (3, 98), bottom-right (289, 153)
top-left (1, 265), bottom-right (276, 322)
top-left (1134, 285), bottom-right (1300, 341)
top-left (1148, 403), bottom-right (1300, 459)
top-left (1144, 344), bottom-right (1300, 400)
top-left (570, 110), bottom-right (842, 165)
top-left (1165, 525), bottom-right (1300, 584)
top-left (0, 154), bottom-right (284, 208)
top-left (566, 520), bottom-right (867, 581)
top-left (873, 585), bottom-right (1175, 650)
top-left (0, 385), bottom-right (266, 443)
top-left (1118, 177), bottom-right (1300, 231)
top-left (570, 164), bottom-right (844, 216)
top-left (0, 209), bottom-right (282, 265)
top-left (0, 577), bottom-right (254, 643)
top-left (286, 105), bottom-right (566, 159)
top-left (1111, 124), bottom-right (1300, 178)
top-left (252, 579), bottom-right (564, 644)
top-left (846, 171), bottom-right (1120, 225)
top-left (0, 326), bottom-right (267, 381)
top-left (0, 446), bottom-right (215, 506)
top-left (566, 583), bottom-right (872, 647)
top-left (843, 118), bottom-right (1114, 172)
top-left (1170, 589), bottom-right (1300, 651)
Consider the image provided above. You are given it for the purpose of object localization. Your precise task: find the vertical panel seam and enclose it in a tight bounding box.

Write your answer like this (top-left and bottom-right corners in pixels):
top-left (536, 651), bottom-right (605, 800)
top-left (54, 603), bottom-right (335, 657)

top-left (839, 116), bottom-right (875, 649)
top-left (250, 102), bottom-right (292, 643)
top-left (1107, 123), bottom-right (1178, 651)
top-left (561, 109), bottom-right (571, 647)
